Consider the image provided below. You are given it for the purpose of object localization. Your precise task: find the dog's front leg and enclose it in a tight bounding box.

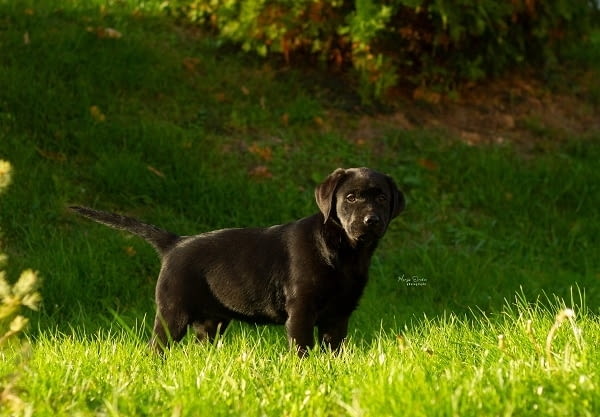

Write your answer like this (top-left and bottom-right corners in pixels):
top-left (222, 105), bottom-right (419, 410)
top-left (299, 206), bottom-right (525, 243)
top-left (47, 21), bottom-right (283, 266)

top-left (285, 305), bottom-right (316, 357)
top-left (317, 316), bottom-right (349, 353)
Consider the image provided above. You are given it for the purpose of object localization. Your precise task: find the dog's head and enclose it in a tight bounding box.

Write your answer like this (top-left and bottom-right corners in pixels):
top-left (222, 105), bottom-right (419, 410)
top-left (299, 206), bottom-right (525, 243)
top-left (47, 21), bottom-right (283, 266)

top-left (315, 167), bottom-right (404, 245)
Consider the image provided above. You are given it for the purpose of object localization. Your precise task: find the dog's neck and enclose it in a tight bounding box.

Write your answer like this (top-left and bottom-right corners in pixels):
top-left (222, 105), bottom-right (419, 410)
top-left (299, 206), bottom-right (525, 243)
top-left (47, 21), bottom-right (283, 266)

top-left (317, 217), bottom-right (379, 269)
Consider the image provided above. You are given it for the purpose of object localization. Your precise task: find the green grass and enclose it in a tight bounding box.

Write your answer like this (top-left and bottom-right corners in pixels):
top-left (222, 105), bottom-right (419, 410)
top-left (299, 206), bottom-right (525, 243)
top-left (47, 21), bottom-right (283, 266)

top-left (1, 0), bottom-right (600, 415)
top-left (5, 294), bottom-right (600, 416)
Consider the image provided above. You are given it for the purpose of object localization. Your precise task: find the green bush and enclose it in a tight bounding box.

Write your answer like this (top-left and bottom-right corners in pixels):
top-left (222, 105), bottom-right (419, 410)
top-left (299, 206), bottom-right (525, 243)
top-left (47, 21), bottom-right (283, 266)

top-left (168, 0), bottom-right (597, 101)
top-left (0, 160), bottom-right (41, 414)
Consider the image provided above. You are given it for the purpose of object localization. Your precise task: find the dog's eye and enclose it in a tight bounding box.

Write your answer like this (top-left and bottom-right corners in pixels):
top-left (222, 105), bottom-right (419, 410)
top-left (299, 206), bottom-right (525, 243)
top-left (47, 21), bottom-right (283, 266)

top-left (377, 194), bottom-right (387, 203)
top-left (346, 193), bottom-right (357, 203)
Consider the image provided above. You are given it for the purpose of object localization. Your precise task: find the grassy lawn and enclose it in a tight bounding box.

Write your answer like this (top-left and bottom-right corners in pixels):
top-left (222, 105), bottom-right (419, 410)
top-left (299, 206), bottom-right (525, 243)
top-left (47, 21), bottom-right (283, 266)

top-left (1, 0), bottom-right (599, 415)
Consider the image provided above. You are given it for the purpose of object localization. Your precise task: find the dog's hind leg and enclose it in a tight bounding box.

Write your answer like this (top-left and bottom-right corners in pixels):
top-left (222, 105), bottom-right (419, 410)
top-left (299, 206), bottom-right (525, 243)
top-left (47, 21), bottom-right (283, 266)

top-left (149, 309), bottom-right (189, 354)
top-left (192, 318), bottom-right (230, 344)
top-left (317, 316), bottom-right (349, 352)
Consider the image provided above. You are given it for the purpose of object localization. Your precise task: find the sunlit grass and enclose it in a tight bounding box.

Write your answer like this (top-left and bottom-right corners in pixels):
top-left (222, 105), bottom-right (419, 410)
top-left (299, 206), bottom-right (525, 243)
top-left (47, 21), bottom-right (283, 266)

top-left (3, 293), bottom-right (595, 416)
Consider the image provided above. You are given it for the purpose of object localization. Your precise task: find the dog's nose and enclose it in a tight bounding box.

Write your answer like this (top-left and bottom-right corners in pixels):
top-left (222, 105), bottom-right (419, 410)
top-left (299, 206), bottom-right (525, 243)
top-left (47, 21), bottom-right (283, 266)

top-left (364, 214), bottom-right (380, 226)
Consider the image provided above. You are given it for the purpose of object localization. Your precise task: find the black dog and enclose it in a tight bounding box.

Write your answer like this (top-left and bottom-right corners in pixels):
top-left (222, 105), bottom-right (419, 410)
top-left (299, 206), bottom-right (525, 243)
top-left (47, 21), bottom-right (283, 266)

top-left (71, 167), bottom-right (404, 356)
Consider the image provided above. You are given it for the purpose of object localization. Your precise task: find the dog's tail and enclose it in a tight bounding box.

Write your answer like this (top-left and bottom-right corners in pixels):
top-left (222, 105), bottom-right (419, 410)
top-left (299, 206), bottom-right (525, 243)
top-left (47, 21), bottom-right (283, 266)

top-left (69, 206), bottom-right (180, 257)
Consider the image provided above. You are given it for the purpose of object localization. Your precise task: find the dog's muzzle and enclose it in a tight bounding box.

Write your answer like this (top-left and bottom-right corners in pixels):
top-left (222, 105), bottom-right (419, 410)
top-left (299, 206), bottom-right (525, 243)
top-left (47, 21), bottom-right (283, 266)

top-left (350, 213), bottom-right (386, 243)
top-left (363, 214), bottom-right (380, 227)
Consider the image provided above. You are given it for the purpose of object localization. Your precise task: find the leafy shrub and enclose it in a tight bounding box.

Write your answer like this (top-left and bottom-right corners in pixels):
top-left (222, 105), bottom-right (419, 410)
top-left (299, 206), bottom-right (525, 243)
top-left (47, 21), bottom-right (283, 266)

top-left (0, 160), bottom-right (41, 414)
top-left (167, 0), bottom-right (597, 101)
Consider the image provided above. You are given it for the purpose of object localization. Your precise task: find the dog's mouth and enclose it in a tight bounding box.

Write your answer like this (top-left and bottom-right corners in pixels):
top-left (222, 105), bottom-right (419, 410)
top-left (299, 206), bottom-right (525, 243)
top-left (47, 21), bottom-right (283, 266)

top-left (350, 225), bottom-right (385, 245)
top-left (356, 234), bottom-right (372, 243)
top-left (357, 231), bottom-right (380, 241)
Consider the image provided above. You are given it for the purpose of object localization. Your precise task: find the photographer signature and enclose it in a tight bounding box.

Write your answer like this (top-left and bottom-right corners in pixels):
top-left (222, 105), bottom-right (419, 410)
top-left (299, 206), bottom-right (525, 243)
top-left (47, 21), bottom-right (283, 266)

top-left (397, 274), bottom-right (428, 287)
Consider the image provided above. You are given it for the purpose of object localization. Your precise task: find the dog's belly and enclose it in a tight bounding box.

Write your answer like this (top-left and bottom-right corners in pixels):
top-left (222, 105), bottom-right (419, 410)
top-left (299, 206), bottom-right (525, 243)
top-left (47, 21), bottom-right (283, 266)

top-left (177, 226), bottom-right (291, 324)
top-left (205, 267), bottom-right (288, 324)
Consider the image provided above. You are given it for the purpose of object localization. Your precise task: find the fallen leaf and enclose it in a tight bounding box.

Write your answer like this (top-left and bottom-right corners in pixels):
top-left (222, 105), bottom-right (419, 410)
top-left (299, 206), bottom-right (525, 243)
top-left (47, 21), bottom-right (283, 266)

top-left (281, 113), bottom-right (289, 126)
top-left (103, 28), bottom-right (122, 39)
top-left (123, 246), bottom-right (137, 257)
top-left (182, 57), bottom-right (201, 73)
top-left (88, 27), bottom-right (123, 39)
top-left (413, 87), bottom-right (441, 104)
top-left (417, 158), bottom-right (438, 171)
top-left (247, 142), bottom-right (273, 161)
top-left (241, 86), bottom-right (250, 96)
top-left (248, 165), bottom-right (272, 179)
top-left (214, 92), bottom-right (228, 103)
top-left (147, 165), bottom-right (165, 178)
top-left (89, 105), bottom-right (106, 122)
top-left (36, 147), bottom-right (67, 162)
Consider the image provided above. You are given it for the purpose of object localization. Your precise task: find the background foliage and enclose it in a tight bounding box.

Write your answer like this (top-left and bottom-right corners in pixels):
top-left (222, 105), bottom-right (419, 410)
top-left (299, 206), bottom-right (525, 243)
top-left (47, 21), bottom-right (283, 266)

top-left (168, 0), bottom-right (598, 100)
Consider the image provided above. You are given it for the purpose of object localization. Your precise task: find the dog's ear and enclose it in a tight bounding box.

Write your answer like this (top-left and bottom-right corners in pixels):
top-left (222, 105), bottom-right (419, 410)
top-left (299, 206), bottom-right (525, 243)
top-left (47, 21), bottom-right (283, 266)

top-left (315, 168), bottom-right (347, 223)
top-left (386, 175), bottom-right (405, 219)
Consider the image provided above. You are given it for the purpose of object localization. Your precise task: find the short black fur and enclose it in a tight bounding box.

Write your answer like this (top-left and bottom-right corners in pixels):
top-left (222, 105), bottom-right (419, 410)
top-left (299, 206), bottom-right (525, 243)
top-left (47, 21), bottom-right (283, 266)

top-left (70, 167), bottom-right (404, 357)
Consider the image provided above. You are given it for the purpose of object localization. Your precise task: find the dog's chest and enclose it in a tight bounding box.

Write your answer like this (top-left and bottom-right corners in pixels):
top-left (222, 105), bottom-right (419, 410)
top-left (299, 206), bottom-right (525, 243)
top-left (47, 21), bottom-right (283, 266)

top-left (317, 265), bottom-right (369, 316)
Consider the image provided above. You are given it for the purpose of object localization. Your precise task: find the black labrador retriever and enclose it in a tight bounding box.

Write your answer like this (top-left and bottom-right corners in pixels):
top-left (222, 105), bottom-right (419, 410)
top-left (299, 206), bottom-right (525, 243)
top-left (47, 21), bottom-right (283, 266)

top-left (71, 167), bottom-right (404, 356)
